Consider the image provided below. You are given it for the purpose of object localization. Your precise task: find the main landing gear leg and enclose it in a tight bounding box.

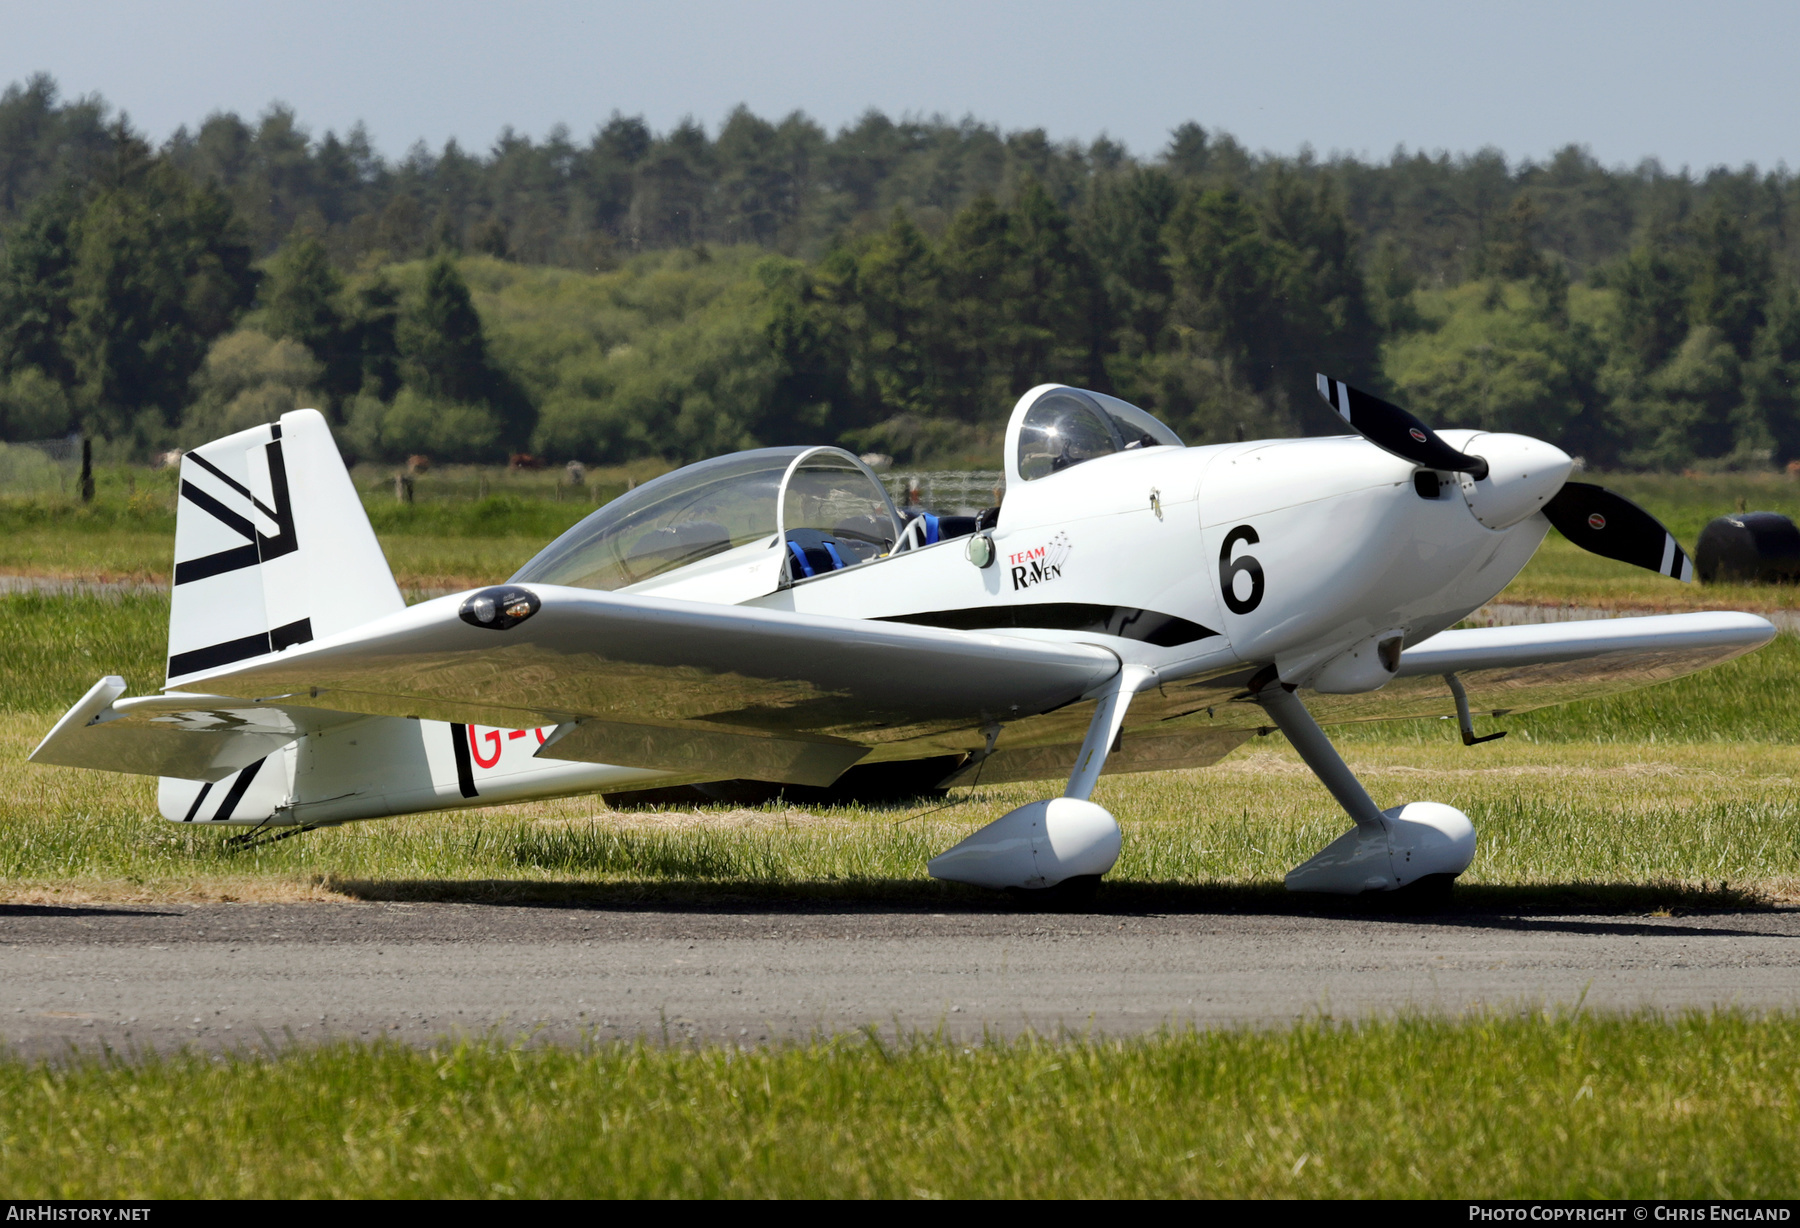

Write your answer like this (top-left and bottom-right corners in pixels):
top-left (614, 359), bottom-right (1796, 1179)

top-left (926, 666), bottom-right (1154, 894)
top-left (1254, 681), bottom-right (1475, 894)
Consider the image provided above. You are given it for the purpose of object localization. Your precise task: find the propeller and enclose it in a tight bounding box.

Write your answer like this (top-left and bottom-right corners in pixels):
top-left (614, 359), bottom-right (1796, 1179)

top-left (1542, 482), bottom-right (1694, 582)
top-left (1315, 374), bottom-right (1489, 480)
top-left (1315, 374), bottom-right (1694, 583)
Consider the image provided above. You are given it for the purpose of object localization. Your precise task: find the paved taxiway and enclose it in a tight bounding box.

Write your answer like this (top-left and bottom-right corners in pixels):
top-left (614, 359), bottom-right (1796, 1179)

top-left (3, 902), bottom-right (1798, 1056)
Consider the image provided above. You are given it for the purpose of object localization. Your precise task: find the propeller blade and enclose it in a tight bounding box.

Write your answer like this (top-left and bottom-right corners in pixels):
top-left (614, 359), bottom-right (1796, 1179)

top-left (1543, 482), bottom-right (1694, 582)
top-left (1315, 374), bottom-right (1489, 479)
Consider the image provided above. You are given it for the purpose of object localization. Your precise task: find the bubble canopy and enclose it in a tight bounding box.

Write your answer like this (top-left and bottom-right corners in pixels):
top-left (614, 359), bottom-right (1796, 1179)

top-left (511, 446), bottom-right (900, 593)
top-left (1014, 388), bottom-right (1183, 482)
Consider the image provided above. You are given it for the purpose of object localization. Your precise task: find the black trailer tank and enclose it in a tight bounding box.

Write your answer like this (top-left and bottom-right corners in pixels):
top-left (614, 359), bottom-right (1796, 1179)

top-left (1696, 511), bottom-right (1800, 583)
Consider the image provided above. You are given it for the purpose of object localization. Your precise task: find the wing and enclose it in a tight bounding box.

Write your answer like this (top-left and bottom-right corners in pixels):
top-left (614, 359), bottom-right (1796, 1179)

top-left (1135, 611), bottom-right (1774, 733)
top-left (939, 612), bottom-right (1773, 784)
top-left (169, 584), bottom-right (1123, 786)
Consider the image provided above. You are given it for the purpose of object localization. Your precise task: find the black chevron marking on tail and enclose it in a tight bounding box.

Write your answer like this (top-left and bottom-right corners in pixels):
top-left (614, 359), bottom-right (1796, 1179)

top-left (167, 618), bottom-right (313, 679)
top-left (181, 782), bottom-right (215, 822)
top-left (211, 757), bottom-right (266, 822)
top-left (174, 432), bottom-right (299, 585)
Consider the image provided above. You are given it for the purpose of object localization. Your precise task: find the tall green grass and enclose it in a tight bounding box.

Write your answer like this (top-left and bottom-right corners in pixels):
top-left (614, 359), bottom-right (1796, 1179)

top-left (0, 594), bottom-right (169, 710)
top-left (3, 1014), bottom-right (1795, 1198)
top-left (5, 713), bottom-right (1795, 900)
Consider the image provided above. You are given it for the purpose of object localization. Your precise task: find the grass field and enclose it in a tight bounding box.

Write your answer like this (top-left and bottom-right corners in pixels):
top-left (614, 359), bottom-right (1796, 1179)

top-left (2, 1014), bottom-right (1796, 1198)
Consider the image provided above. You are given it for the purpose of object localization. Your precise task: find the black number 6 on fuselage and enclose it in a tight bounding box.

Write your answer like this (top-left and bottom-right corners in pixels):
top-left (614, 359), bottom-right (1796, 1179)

top-left (1219, 524), bottom-right (1264, 615)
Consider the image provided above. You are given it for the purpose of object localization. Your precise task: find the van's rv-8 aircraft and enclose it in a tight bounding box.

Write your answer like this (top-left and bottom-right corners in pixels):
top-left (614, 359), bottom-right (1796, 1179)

top-left (31, 378), bottom-right (1775, 896)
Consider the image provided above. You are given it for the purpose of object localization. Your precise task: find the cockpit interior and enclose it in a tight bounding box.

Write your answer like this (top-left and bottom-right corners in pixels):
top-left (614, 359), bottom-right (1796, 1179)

top-left (510, 385), bottom-right (1184, 598)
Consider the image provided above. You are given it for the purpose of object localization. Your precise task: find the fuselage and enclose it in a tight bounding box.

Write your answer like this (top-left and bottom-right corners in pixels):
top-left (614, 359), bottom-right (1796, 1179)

top-left (754, 429), bottom-right (1569, 696)
top-left (150, 400), bottom-right (1574, 826)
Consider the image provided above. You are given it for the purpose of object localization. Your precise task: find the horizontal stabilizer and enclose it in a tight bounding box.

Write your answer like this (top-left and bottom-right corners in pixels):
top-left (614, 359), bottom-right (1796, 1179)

top-left (30, 675), bottom-right (360, 782)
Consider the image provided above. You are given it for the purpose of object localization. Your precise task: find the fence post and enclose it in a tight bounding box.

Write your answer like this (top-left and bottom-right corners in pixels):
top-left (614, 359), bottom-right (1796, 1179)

top-left (79, 438), bottom-right (94, 504)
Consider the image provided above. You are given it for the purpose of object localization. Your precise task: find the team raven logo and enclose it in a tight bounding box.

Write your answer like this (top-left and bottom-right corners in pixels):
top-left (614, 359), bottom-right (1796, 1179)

top-left (1009, 533), bottom-right (1072, 590)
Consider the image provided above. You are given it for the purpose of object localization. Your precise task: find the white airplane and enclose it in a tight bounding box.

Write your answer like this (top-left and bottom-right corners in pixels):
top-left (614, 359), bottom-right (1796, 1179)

top-left (31, 377), bottom-right (1774, 897)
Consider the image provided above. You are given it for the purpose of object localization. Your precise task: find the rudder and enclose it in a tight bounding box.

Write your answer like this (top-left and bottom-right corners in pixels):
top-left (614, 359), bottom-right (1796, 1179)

top-left (166, 409), bottom-right (403, 689)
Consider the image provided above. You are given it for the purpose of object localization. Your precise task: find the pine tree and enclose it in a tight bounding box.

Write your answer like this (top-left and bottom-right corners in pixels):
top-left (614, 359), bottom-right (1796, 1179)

top-left (65, 159), bottom-right (256, 437)
top-left (261, 235), bottom-right (356, 401)
top-left (398, 256), bottom-right (491, 405)
top-left (0, 189), bottom-right (79, 387)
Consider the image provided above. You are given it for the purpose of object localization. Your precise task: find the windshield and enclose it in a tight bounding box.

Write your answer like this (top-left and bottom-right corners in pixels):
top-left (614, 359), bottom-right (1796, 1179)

top-left (781, 450), bottom-right (900, 565)
top-left (510, 447), bottom-right (805, 591)
top-left (1015, 388), bottom-right (1182, 481)
top-left (1086, 389), bottom-right (1184, 451)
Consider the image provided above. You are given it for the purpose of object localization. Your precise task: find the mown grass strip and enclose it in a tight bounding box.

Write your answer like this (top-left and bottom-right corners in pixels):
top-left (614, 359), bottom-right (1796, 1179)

top-left (1, 1014), bottom-right (1795, 1198)
top-left (6, 714), bottom-right (1796, 906)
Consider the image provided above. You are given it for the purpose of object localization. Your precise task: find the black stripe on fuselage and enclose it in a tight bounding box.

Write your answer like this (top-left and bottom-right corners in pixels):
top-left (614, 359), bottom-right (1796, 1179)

top-left (450, 724), bottom-right (479, 798)
top-left (878, 603), bottom-right (1218, 647)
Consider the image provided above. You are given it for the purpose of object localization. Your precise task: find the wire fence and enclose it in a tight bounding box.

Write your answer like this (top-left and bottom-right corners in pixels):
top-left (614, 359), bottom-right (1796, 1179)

top-left (879, 470), bottom-right (1006, 517)
top-left (0, 436), bottom-right (83, 496)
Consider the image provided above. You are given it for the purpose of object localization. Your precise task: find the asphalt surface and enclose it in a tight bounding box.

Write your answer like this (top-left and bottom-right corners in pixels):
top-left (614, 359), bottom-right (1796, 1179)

top-left (3, 900), bottom-right (1799, 1057)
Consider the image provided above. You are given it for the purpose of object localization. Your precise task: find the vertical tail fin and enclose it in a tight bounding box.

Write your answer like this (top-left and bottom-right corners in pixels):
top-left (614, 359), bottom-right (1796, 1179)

top-left (166, 409), bottom-right (402, 689)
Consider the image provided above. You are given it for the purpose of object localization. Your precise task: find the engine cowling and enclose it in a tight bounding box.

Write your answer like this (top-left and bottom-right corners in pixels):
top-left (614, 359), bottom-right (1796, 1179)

top-left (1448, 432), bottom-right (1574, 530)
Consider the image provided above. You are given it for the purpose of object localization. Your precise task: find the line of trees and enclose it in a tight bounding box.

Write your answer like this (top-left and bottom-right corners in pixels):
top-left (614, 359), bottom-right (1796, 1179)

top-left (2, 73), bottom-right (1799, 471)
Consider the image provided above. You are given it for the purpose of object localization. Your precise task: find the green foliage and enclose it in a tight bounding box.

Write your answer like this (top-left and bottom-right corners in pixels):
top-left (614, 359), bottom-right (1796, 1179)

top-left (803, 185), bottom-right (1106, 454)
top-left (373, 388), bottom-right (501, 461)
top-left (1689, 206), bottom-right (1773, 358)
top-left (399, 257), bottom-right (489, 403)
top-left (1386, 280), bottom-right (1605, 451)
top-left (1613, 241), bottom-right (1691, 371)
top-left (12, 77), bottom-right (1800, 471)
top-left (69, 169), bottom-right (258, 439)
top-left (0, 366), bottom-right (72, 438)
top-left (446, 249), bottom-right (799, 464)
top-left (1749, 283), bottom-right (1800, 464)
top-left (0, 189), bottom-right (78, 392)
top-left (0, 142), bottom-right (257, 446)
top-left (182, 329), bottom-right (322, 444)
top-left (1158, 173), bottom-right (1379, 437)
top-left (258, 234), bottom-right (362, 402)
top-left (394, 256), bottom-right (528, 453)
